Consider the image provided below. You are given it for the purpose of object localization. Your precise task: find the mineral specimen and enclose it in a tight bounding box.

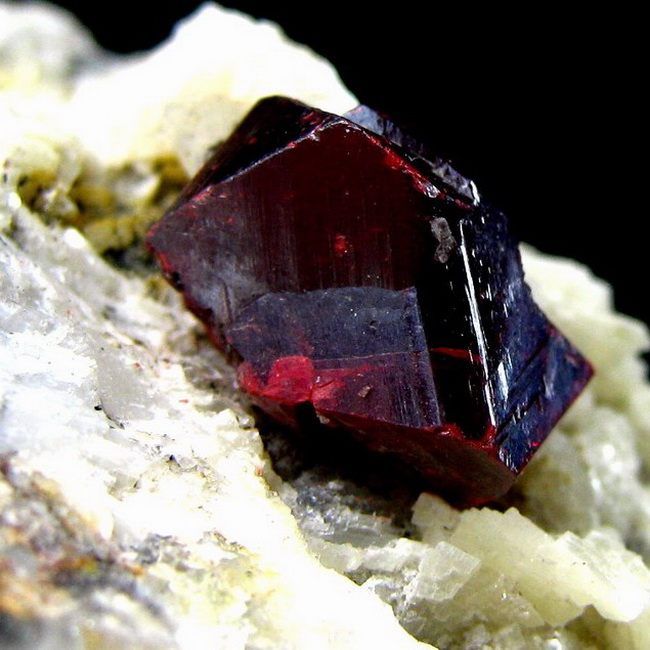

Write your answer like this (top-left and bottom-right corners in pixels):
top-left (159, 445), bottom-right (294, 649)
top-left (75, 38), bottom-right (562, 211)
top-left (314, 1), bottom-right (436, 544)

top-left (147, 96), bottom-right (592, 505)
top-left (6, 4), bottom-right (650, 649)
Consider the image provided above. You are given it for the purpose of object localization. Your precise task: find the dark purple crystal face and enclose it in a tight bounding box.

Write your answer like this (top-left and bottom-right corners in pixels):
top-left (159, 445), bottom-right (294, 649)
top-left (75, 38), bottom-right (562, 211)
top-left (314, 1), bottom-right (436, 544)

top-left (147, 96), bottom-right (592, 505)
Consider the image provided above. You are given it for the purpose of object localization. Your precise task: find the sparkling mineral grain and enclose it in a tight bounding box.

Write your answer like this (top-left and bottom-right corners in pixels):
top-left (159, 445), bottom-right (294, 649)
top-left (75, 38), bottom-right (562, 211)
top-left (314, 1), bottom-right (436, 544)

top-left (147, 96), bottom-right (592, 505)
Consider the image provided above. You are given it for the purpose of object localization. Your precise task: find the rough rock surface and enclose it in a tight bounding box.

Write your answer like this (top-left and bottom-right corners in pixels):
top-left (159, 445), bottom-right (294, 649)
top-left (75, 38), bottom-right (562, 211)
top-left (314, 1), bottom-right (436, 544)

top-left (2, 3), bottom-right (650, 649)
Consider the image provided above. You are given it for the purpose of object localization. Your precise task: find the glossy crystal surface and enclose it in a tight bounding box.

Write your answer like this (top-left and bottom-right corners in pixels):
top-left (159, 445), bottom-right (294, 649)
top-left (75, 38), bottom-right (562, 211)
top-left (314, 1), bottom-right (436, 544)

top-left (147, 96), bottom-right (592, 504)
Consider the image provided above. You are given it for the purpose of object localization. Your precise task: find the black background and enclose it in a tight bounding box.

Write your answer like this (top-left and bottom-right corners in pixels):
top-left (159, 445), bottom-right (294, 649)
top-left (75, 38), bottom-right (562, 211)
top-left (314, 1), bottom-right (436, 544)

top-left (49, 1), bottom-right (647, 327)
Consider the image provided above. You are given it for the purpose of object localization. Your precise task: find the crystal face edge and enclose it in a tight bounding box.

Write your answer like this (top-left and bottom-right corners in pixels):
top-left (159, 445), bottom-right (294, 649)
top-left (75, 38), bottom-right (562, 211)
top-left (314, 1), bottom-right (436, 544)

top-left (147, 96), bottom-right (593, 506)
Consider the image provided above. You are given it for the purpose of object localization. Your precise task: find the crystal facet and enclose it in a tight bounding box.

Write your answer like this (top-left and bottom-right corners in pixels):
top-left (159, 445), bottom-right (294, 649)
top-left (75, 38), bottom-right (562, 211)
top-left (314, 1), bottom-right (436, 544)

top-left (147, 96), bottom-right (592, 505)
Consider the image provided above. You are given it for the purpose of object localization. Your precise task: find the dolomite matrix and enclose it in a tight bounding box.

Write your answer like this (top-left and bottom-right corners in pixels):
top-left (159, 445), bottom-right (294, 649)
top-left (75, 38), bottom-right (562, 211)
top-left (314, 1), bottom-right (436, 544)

top-left (147, 96), bottom-right (592, 505)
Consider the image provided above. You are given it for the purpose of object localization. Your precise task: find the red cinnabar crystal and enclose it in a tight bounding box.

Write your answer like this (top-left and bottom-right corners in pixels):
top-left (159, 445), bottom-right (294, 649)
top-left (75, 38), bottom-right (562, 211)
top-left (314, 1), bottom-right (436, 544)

top-left (147, 96), bottom-right (592, 505)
